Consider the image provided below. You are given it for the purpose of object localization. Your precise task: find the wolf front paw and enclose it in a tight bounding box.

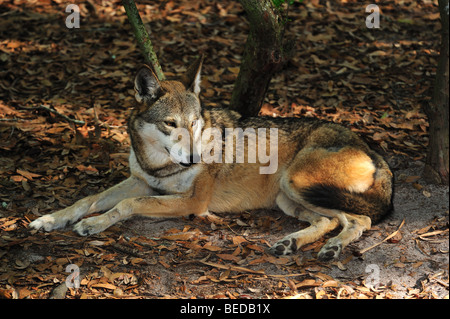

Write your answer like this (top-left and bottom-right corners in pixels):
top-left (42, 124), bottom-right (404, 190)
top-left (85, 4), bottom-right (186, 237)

top-left (29, 214), bottom-right (66, 232)
top-left (73, 217), bottom-right (107, 236)
top-left (268, 237), bottom-right (298, 256)
top-left (317, 238), bottom-right (342, 261)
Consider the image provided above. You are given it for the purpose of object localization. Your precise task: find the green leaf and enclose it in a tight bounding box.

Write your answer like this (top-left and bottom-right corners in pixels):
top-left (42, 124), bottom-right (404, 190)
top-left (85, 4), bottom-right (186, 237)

top-left (273, 0), bottom-right (304, 8)
top-left (272, 0), bottom-right (284, 8)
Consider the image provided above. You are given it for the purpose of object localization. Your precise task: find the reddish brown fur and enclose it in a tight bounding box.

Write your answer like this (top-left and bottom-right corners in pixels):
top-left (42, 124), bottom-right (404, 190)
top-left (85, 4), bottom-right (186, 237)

top-left (289, 147), bottom-right (376, 193)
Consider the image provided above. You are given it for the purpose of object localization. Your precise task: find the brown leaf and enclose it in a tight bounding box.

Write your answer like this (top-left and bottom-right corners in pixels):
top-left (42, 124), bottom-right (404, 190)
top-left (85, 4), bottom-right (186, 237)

top-left (76, 164), bottom-right (98, 174)
top-left (295, 279), bottom-right (320, 289)
top-left (232, 236), bottom-right (248, 246)
top-left (131, 257), bottom-right (144, 265)
top-left (16, 169), bottom-right (41, 180)
top-left (322, 280), bottom-right (339, 288)
top-left (265, 255), bottom-right (290, 265)
top-left (202, 242), bottom-right (222, 252)
top-left (161, 231), bottom-right (198, 241)
top-left (227, 67), bottom-right (240, 74)
top-left (10, 175), bottom-right (26, 182)
top-left (387, 230), bottom-right (403, 244)
top-left (217, 254), bottom-right (241, 262)
top-left (159, 260), bottom-right (171, 269)
top-left (90, 283), bottom-right (117, 290)
top-left (404, 176), bottom-right (421, 183)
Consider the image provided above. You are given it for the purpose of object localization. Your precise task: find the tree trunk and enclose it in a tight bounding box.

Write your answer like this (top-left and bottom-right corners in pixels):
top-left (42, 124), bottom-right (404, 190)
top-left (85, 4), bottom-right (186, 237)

top-left (423, 0), bottom-right (449, 184)
top-left (122, 0), bottom-right (165, 81)
top-left (230, 0), bottom-right (288, 117)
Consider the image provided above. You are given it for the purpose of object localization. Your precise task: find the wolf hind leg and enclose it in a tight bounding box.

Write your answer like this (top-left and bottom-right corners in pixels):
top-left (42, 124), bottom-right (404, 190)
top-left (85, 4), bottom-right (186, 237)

top-left (296, 200), bottom-right (371, 261)
top-left (318, 210), bottom-right (371, 261)
top-left (269, 193), bottom-right (339, 256)
top-left (29, 176), bottom-right (152, 232)
top-left (278, 149), bottom-right (374, 260)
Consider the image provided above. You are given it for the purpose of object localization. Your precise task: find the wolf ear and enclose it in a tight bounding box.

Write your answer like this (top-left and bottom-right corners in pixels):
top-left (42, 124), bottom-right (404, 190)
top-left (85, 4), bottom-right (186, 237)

top-left (134, 65), bottom-right (162, 103)
top-left (181, 55), bottom-right (204, 95)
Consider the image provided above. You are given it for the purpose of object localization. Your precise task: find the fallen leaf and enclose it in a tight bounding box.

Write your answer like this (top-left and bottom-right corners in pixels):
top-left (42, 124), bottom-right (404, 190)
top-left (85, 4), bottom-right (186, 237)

top-left (10, 175), bottom-right (26, 182)
top-left (76, 164), bottom-right (98, 174)
top-left (387, 230), bottom-right (403, 244)
top-left (202, 242), bottom-right (222, 251)
top-left (217, 254), bottom-right (241, 262)
top-left (422, 190), bottom-right (431, 198)
top-left (236, 219), bottom-right (249, 227)
top-left (161, 231), bottom-right (198, 241)
top-left (232, 236), bottom-right (248, 246)
top-left (14, 259), bottom-right (30, 270)
top-left (322, 280), bottom-right (339, 288)
top-left (295, 279), bottom-right (319, 289)
top-left (131, 257), bottom-right (144, 265)
top-left (264, 255), bottom-right (290, 265)
top-left (227, 67), bottom-right (240, 74)
top-left (16, 169), bottom-right (41, 180)
top-left (404, 176), bottom-right (421, 183)
top-left (90, 283), bottom-right (117, 290)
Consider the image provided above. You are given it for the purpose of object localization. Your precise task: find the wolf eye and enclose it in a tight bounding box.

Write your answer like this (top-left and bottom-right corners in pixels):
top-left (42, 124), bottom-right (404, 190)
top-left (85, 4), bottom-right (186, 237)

top-left (164, 120), bottom-right (176, 127)
top-left (191, 120), bottom-right (197, 127)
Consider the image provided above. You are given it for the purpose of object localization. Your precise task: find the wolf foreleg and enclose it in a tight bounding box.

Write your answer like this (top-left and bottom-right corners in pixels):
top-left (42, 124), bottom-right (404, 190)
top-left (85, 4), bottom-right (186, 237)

top-left (29, 176), bottom-right (152, 232)
top-left (73, 193), bottom-right (210, 236)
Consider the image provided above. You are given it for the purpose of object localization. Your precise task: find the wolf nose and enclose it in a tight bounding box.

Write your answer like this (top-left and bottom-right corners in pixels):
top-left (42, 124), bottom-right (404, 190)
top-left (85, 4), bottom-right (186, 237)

top-left (180, 161), bottom-right (192, 167)
top-left (179, 154), bottom-right (196, 167)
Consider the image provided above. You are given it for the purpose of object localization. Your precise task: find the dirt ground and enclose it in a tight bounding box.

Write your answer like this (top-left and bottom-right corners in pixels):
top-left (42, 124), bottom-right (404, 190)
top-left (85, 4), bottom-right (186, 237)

top-left (0, 0), bottom-right (448, 299)
top-left (117, 161), bottom-right (449, 299)
top-left (326, 162), bottom-right (449, 298)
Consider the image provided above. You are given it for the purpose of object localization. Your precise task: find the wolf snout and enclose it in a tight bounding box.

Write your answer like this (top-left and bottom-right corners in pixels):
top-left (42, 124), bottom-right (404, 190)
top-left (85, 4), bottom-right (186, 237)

top-left (178, 154), bottom-right (199, 167)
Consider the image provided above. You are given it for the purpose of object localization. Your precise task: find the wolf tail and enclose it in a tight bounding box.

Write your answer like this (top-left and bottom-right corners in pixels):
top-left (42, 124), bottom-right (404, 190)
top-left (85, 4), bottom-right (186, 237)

top-left (301, 152), bottom-right (393, 224)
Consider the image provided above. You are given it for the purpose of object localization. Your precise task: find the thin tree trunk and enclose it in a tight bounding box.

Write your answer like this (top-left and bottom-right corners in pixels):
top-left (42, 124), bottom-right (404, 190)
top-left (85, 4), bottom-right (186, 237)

top-left (423, 0), bottom-right (449, 184)
top-left (230, 0), bottom-right (288, 117)
top-left (122, 0), bottom-right (165, 81)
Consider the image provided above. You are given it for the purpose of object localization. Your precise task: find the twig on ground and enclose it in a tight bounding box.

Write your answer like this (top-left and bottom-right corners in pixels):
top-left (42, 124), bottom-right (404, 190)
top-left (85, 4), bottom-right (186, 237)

top-left (19, 105), bottom-right (85, 125)
top-left (359, 219), bottom-right (405, 255)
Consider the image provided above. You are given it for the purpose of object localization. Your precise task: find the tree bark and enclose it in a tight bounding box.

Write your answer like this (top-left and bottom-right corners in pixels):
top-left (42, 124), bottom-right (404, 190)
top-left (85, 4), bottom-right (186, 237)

top-left (230, 0), bottom-right (288, 117)
top-left (122, 0), bottom-right (165, 81)
top-left (423, 0), bottom-right (449, 184)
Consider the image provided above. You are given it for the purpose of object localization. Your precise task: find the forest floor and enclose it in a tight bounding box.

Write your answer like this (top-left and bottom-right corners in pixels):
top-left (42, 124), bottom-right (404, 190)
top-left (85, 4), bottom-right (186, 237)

top-left (0, 0), bottom-right (448, 299)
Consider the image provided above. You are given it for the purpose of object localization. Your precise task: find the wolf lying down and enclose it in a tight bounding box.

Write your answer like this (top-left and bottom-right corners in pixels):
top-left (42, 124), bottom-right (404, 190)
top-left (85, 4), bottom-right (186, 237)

top-left (30, 57), bottom-right (393, 261)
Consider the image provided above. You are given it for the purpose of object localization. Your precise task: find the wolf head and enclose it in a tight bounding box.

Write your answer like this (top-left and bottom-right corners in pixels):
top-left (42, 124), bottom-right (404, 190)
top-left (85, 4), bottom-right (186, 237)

top-left (130, 57), bottom-right (204, 168)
